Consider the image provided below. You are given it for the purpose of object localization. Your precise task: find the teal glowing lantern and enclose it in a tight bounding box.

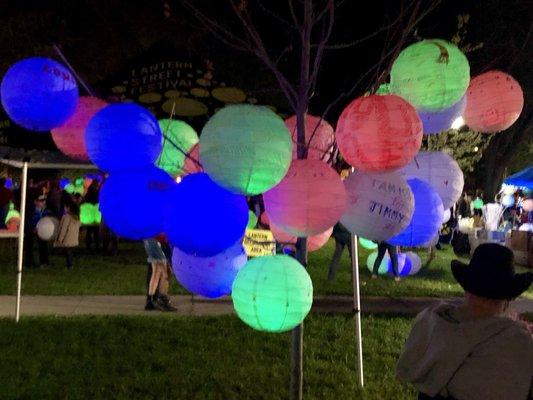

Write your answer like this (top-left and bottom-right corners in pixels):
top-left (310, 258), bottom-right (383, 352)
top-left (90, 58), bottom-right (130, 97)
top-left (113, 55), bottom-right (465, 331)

top-left (473, 198), bottom-right (484, 210)
top-left (359, 237), bottom-right (377, 250)
top-left (390, 39), bottom-right (470, 112)
top-left (157, 119), bottom-right (198, 176)
top-left (366, 251), bottom-right (390, 275)
top-left (200, 105), bottom-right (292, 195)
top-left (232, 255), bottom-right (313, 333)
top-left (247, 210), bottom-right (258, 229)
top-left (1, 57), bottom-right (79, 131)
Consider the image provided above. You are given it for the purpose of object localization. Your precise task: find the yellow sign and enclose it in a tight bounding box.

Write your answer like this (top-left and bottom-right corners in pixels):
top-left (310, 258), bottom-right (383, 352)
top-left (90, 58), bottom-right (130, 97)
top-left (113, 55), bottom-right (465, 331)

top-left (243, 229), bottom-right (275, 257)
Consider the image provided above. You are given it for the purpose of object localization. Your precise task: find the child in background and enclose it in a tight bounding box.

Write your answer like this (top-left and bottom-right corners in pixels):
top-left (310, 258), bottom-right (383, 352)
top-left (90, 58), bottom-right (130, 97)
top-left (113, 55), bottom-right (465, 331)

top-left (54, 200), bottom-right (81, 269)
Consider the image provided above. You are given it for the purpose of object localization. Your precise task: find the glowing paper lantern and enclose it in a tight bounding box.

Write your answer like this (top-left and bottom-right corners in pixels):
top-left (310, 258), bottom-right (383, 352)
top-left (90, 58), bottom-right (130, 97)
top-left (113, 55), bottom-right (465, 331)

top-left (336, 94), bottom-right (422, 172)
top-left (86, 103), bottom-right (163, 172)
top-left (359, 237), bottom-right (377, 250)
top-left (390, 39), bottom-right (470, 112)
top-left (182, 143), bottom-right (203, 175)
top-left (200, 105), bottom-right (292, 195)
top-left (80, 203), bottom-right (101, 225)
top-left (284, 114), bottom-right (334, 160)
top-left (442, 208), bottom-right (451, 224)
top-left (100, 167), bottom-right (176, 240)
top-left (5, 204), bottom-right (20, 223)
top-left (405, 252), bottom-right (422, 275)
top-left (264, 160), bottom-right (346, 236)
top-left (502, 184), bottom-right (516, 195)
top-left (389, 179), bottom-right (444, 246)
top-left (399, 151), bottom-right (464, 209)
top-left (6, 217), bottom-right (20, 232)
top-left (157, 119), bottom-right (198, 176)
top-left (36, 217), bottom-right (59, 241)
top-left (522, 199), bottom-right (533, 212)
top-left (340, 171), bottom-right (414, 242)
top-left (419, 96), bottom-right (466, 135)
top-left (247, 210), bottom-right (258, 229)
top-left (366, 251), bottom-right (390, 275)
top-left (232, 255), bottom-right (313, 332)
top-left (270, 222), bottom-right (332, 252)
top-left (389, 253), bottom-right (411, 277)
top-left (473, 198), bottom-right (484, 210)
top-left (172, 241), bottom-right (247, 298)
top-left (165, 172), bottom-right (248, 256)
top-left (51, 96), bottom-right (107, 160)
top-left (1, 57), bottom-right (78, 131)
top-left (463, 71), bottom-right (524, 133)
top-left (501, 195), bottom-right (515, 207)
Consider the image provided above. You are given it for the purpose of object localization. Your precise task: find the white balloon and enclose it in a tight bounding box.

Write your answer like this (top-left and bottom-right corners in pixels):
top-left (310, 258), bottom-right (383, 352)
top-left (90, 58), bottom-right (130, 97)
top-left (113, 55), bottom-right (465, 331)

top-left (36, 216), bottom-right (59, 241)
top-left (399, 151), bottom-right (464, 209)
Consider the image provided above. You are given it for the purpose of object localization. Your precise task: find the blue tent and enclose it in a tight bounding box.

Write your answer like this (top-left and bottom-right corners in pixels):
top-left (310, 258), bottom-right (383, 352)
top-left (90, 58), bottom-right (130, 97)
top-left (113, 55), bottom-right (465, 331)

top-left (504, 166), bottom-right (533, 189)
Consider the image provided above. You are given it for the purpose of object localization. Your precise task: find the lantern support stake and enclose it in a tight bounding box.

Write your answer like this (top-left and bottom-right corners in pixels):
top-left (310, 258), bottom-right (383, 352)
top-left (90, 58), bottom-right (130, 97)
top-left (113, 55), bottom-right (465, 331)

top-left (15, 161), bottom-right (28, 323)
top-left (52, 44), bottom-right (95, 97)
top-left (351, 234), bottom-right (364, 387)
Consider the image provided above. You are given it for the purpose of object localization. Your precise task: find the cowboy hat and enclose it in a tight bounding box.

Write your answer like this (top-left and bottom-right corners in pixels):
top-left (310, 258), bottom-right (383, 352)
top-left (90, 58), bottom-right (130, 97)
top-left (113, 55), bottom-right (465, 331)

top-left (451, 243), bottom-right (533, 299)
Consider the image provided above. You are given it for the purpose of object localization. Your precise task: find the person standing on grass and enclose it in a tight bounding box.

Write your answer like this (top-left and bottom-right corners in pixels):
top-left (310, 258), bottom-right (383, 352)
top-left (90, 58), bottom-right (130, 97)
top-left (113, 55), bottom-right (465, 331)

top-left (143, 236), bottom-right (177, 312)
top-left (53, 200), bottom-right (81, 270)
top-left (0, 177), bottom-right (13, 229)
top-left (397, 243), bottom-right (533, 400)
top-left (372, 241), bottom-right (400, 282)
top-left (24, 193), bottom-right (50, 268)
top-left (327, 222), bottom-right (353, 281)
top-left (83, 180), bottom-right (100, 253)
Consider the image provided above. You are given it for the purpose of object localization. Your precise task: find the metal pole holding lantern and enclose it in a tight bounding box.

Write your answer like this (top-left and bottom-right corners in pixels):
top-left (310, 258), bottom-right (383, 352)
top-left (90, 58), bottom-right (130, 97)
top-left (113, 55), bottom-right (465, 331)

top-left (351, 234), bottom-right (364, 387)
top-left (15, 161), bottom-right (28, 322)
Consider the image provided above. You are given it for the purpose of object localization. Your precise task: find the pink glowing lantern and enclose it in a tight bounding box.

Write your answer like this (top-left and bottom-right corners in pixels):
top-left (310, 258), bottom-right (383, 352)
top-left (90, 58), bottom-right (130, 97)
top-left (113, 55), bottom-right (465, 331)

top-left (522, 199), bottom-right (533, 212)
top-left (182, 143), bottom-right (203, 175)
top-left (284, 114), bottom-right (334, 161)
top-left (263, 159), bottom-right (347, 237)
top-left (463, 71), bottom-right (524, 133)
top-left (270, 222), bottom-right (333, 252)
top-left (336, 94), bottom-right (422, 172)
top-left (51, 96), bottom-right (107, 160)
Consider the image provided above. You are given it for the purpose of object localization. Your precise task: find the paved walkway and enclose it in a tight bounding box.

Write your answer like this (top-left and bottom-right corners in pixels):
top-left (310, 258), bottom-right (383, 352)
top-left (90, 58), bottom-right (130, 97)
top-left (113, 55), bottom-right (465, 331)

top-left (1, 295), bottom-right (532, 318)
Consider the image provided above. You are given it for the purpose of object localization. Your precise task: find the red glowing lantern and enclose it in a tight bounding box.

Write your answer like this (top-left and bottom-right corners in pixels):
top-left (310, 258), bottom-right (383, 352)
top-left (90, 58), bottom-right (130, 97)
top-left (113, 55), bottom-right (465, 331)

top-left (336, 94), bottom-right (422, 172)
top-left (284, 114), bottom-right (334, 161)
top-left (182, 143), bottom-right (203, 175)
top-left (51, 96), bottom-right (107, 160)
top-left (263, 159), bottom-right (346, 237)
top-left (270, 222), bottom-right (332, 252)
top-left (463, 71), bottom-right (524, 133)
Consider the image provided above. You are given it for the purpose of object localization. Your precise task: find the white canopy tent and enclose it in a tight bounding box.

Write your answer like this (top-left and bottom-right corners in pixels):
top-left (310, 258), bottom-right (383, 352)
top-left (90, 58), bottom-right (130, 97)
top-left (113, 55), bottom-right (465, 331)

top-left (0, 156), bottom-right (97, 322)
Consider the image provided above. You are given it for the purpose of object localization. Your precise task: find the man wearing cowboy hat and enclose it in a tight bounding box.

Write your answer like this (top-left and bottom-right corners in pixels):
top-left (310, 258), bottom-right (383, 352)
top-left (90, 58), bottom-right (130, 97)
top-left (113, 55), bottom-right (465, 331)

top-left (396, 243), bottom-right (532, 400)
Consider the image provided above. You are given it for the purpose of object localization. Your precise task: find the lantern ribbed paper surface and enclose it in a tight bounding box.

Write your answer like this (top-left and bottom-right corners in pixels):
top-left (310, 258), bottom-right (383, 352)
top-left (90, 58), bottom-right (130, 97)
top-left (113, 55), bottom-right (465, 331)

top-left (157, 119), bottom-right (198, 176)
top-left (389, 179), bottom-right (444, 246)
top-left (340, 171), bottom-right (414, 242)
top-left (270, 222), bottom-right (332, 252)
top-left (51, 97), bottom-right (107, 161)
top-left (463, 71), bottom-right (524, 133)
top-left (390, 39), bottom-right (470, 112)
top-left (336, 94), bottom-right (422, 172)
top-left (165, 173), bottom-right (248, 256)
top-left (405, 252), bottom-right (422, 275)
top-left (100, 167), bottom-right (175, 240)
top-left (232, 255), bottom-right (313, 332)
top-left (399, 151), bottom-right (464, 209)
top-left (284, 114), bottom-right (334, 160)
top-left (366, 251), bottom-right (390, 275)
top-left (172, 242), bottom-right (247, 298)
top-left (419, 96), bottom-right (466, 135)
top-left (1, 57), bottom-right (79, 131)
top-left (86, 103), bottom-right (163, 172)
top-left (200, 105), bottom-right (292, 195)
top-left (263, 160), bottom-right (346, 237)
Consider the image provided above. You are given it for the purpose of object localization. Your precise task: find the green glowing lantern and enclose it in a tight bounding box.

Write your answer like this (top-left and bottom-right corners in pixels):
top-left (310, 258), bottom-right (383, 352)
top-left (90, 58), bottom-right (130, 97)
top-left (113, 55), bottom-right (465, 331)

top-left (359, 237), bottom-right (377, 250)
top-left (390, 39), bottom-right (470, 112)
top-left (366, 251), bottom-right (389, 275)
top-left (473, 198), bottom-right (484, 210)
top-left (80, 203), bottom-right (102, 225)
top-left (4, 203), bottom-right (20, 223)
top-left (232, 255), bottom-right (313, 333)
top-left (157, 119), bottom-right (198, 176)
top-left (200, 105), bottom-right (292, 195)
top-left (247, 210), bottom-right (258, 229)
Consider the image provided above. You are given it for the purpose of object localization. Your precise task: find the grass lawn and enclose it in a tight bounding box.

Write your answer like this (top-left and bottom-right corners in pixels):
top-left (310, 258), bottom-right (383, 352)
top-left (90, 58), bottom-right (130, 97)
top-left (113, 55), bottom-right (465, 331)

top-left (0, 314), bottom-right (415, 400)
top-left (1, 238), bottom-right (531, 298)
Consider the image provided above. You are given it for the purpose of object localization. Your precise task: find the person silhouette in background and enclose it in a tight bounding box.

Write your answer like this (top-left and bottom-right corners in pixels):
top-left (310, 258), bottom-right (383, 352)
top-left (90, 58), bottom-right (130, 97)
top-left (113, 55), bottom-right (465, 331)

top-left (327, 222), bottom-right (352, 281)
top-left (372, 241), bottom-right (400, 282)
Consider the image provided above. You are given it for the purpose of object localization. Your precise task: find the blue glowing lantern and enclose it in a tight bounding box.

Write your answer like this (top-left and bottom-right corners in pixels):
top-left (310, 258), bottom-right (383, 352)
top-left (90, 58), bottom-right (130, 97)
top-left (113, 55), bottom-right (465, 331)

top-left (1, 57), bottom-right (78, 131)
top-left (99, 166), bottom-right (176, 240)
top-left (85, 103), bottom-right (162, 172)
top-left (164, 172), bottom-right (248, 256)
top-left (389, 178), bottom-right (444, 246)
top-left (418, 96), bottom-right (466, 135)
top-left (172, 241), bottom-right (247, 298)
